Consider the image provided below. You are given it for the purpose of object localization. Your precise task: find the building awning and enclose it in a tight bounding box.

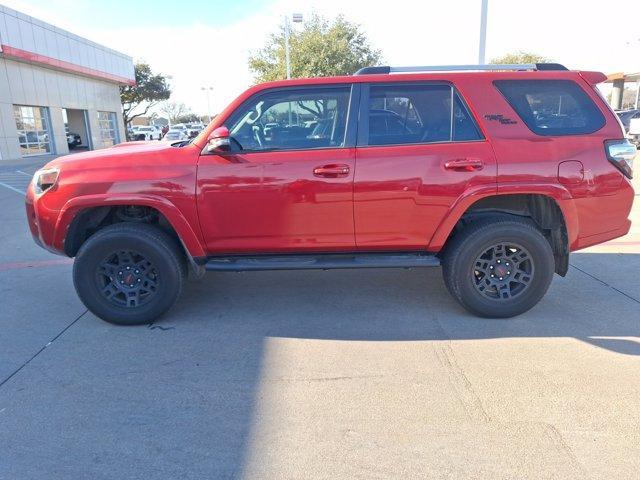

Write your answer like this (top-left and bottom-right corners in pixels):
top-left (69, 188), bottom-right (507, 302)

top-left (605, 72), bottom-right (640, 83)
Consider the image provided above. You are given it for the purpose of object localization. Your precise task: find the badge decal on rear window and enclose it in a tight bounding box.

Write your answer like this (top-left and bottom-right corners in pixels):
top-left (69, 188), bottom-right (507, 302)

top-left (484, 114), bottom-right (517, 125)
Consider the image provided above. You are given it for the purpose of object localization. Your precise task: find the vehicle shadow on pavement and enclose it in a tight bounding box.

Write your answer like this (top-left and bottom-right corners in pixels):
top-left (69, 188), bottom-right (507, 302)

top-left (173, 252), bottom-right (640, 354)
top-left (151, 252), bottom-right (639, 476)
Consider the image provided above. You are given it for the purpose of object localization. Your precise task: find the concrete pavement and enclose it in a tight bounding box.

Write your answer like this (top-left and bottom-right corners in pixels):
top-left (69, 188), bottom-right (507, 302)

top-left (0, 157), bottom-right (638, 479)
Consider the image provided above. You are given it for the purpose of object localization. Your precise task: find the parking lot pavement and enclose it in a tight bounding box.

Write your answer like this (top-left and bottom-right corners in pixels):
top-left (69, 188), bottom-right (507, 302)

top-left (0, 162), bottom-right (638, 479)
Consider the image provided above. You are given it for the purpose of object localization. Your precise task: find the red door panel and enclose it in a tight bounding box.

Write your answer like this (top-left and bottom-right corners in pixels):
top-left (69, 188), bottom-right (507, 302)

top-left (197, 148), bottom-right (356, 254)
top-left (354, 141), bottom-right (497, 249)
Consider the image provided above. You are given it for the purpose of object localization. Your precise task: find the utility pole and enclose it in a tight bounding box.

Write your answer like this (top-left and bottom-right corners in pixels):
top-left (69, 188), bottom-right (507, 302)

top-left (478, 0), bottom-right (488, 64)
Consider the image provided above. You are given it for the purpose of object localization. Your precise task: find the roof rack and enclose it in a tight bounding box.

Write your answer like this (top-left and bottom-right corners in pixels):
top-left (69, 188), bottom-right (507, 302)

top-left (354, 63), bottom-right (568, 75)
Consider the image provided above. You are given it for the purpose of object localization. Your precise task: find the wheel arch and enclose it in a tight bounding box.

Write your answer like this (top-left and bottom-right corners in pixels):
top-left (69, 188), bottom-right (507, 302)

top-left (430, 189), bottom-right (578, 276)
top-left (56, 195), bottom-right (206, 269)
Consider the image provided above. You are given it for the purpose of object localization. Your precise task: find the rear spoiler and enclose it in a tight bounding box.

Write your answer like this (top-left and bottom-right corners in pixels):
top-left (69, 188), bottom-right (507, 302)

top-left (579, 71), bottom-right (607, 85)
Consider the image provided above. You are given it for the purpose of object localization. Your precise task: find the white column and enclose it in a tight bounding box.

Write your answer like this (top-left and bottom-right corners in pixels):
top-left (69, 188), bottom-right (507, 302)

top-left (478, 0), bottom-right (489, 64)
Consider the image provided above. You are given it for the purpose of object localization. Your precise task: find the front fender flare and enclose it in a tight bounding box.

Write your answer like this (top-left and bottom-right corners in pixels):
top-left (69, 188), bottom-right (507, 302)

top-left (54, 194), bottom-right (206, 258)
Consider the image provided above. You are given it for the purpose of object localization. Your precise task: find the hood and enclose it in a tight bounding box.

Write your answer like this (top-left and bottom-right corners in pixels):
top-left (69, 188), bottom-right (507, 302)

top-left (45, 141), bottom-right (175, 169)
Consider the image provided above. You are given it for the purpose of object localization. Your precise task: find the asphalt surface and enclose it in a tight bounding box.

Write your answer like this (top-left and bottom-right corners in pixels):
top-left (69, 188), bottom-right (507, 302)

top-left (0, 156), bottom-right (639, 479)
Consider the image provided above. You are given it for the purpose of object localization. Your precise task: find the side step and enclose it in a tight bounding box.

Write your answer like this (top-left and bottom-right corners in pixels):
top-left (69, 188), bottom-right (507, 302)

top-left (204, 252), bottom-right (440, 272)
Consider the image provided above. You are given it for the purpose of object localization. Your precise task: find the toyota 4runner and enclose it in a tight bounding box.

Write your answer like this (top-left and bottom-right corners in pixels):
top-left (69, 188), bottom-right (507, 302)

top-left (26, 63), bottom-right (636, 325)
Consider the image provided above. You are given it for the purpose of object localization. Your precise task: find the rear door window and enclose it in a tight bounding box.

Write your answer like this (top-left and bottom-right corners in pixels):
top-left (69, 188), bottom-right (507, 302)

top-left (494, 80), bottom-right (605, 136)
top-left (364, 84), bottom-right (482, 146)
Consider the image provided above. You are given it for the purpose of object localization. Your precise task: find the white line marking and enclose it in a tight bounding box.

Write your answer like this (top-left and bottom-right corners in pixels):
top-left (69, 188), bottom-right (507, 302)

top-left (16, 170), bottom-right (32, 177)
top-left (0, 181), bottom-right (26, 195)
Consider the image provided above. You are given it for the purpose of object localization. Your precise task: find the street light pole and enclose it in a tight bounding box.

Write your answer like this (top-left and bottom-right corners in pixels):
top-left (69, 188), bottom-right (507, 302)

top-left (201, 86), bottom-right (213, 122)
top-left (478, 0), bottom-right (488, 64)
top-left (284, 13), bottom-right (303, 80)
top-left (284, 16), bottom-right (291, 80)
top-left (284, 13), bottom-right (303, 125)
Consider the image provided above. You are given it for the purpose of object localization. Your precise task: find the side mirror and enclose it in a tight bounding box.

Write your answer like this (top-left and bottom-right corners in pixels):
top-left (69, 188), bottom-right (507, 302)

top-left (206, 126), bottom-right (231, 153)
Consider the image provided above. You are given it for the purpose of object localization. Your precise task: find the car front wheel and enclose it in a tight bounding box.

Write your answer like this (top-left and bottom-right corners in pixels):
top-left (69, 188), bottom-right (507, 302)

top-left (442, 216), bottom-right (555, 318)
top-left (73, 223), bottom-right (186, 325)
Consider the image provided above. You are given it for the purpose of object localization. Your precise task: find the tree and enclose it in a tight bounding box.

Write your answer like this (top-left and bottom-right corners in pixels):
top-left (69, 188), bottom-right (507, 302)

top-left (160, 102), bottom-right (190, 124)
top-left (490, 51), bottom-right (552, 64)
top-left (120, 63), bottom-right (171, 131)
top-left (248, 14), bottom-right (382, 82)
top-left (175, 113), bottom-right (201, 124)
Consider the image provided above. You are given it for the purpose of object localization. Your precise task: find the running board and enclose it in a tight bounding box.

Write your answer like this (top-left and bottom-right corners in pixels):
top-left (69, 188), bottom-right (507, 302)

top-left (203, 252), bottom-right (440, 272)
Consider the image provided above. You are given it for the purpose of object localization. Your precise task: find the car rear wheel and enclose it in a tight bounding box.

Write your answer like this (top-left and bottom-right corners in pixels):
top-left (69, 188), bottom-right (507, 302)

top-left (442, 216), bottom-right (555, 318)
top-left (73, 223), bottom-right (186, 325)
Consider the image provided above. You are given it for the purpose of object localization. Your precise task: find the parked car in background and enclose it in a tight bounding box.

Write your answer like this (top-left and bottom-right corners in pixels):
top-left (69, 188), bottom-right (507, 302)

top-left (67, 132), bottom-right (82, 149)
top-left (616, 109), bottom-right (640, 146)
top-left (133, 126), bottom-right (162, 141)
top-left (616, 109), bottom-right (640, 133)
top-left (26, 63), bottom-right (635, 325)
top-left (171, 124), bottom-right (188, 135)
top-left (162, 129), bottom-right (189, 142)
top-left (186, 123), bottom-right (204, 138)
top-left (19, 131), bottom-right (47, 143)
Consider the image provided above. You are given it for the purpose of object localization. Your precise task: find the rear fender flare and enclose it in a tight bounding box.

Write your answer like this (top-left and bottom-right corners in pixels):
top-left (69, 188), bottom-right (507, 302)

top-left (427, 184), bottom-right (578, 251)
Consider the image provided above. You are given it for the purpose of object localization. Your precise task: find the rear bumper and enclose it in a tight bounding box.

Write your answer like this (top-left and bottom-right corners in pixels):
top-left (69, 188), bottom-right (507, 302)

top-left (571, 178), bottom-right (635, 251)
top-left (574, 220), bottom-right (631, 250)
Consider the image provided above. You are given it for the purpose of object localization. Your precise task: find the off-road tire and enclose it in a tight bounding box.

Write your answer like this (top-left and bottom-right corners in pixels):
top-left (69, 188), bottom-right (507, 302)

top-left (442, 216), bottom-right (555, 318)
top-left (73, 223), bottom-right (186, 325)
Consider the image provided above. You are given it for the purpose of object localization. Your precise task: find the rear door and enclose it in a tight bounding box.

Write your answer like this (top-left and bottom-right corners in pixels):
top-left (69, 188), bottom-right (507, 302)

top-left (354, 82), bottom-right (497, 249)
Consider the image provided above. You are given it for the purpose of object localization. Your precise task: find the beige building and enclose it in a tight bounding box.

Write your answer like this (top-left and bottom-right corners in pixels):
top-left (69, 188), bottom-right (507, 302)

top-left (0, 5), bottom-right (134, 162)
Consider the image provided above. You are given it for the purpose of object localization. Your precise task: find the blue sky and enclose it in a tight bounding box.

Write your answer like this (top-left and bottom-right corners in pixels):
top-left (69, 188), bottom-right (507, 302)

top-left (3, 0), bottom-right (638, 116)
top-left (18, 0), bottom-right (268, 29)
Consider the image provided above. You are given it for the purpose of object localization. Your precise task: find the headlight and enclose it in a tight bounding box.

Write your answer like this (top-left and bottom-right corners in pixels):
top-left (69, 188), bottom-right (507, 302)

top-left (33, 167), bottom-right (60, 194)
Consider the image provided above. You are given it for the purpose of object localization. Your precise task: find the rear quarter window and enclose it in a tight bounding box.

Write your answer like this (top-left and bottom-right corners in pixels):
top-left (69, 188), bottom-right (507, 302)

top-left (494, 80), bottom-right (605, 136)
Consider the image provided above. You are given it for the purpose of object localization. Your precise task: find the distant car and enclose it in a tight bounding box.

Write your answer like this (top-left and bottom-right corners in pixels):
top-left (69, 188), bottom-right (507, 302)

top-left (629, 118), bottom-right (640, 147)
top-left (170, 123), bottom-right (187, 134)
top-left (67, 132), bottom-right (82, 149)
top-left (616, 110), bottom-right (640, 146)
top-left (185, 124), bottom-right (203, 138)
top-left (133, 126), bottom-right (161, 141)
top-left (616, 109), bottom-right (640, 133)
top-left (162, 129), bottom-right (189, 141)
top-left (19, 131), bottom-right (48, 143)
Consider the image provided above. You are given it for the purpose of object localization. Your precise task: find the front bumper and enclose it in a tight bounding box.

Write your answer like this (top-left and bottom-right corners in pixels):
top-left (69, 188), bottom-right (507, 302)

top-left (25, 183), bottom-right (66, 256)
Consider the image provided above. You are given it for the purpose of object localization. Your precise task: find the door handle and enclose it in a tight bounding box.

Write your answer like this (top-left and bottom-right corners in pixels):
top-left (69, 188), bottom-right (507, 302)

top-left (313, 164), bottom-right (351, 178)
top-left (444, 158), bottom-right (484, 172)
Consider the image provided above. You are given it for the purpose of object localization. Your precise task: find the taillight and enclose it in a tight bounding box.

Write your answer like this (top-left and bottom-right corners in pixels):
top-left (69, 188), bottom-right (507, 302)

top-left (32, 167), bottom-right (60, 194)
top-left (605, 139), bottom-right (635, 179)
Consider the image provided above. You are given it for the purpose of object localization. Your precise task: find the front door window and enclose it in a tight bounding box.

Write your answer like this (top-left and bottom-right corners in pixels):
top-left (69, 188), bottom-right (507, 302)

top-left (226, 86), bottom-right (351, 152)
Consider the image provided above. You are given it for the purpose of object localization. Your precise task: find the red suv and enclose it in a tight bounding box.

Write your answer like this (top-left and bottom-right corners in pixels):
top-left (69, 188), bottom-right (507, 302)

top-left (26, 63), bottom-right (635, 325)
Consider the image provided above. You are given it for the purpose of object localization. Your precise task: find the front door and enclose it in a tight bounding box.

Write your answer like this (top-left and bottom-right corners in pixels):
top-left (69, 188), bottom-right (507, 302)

top-left (197, 84), bottom-right (357, 254)
top-left (354, 82), bottom-right (497, 249)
